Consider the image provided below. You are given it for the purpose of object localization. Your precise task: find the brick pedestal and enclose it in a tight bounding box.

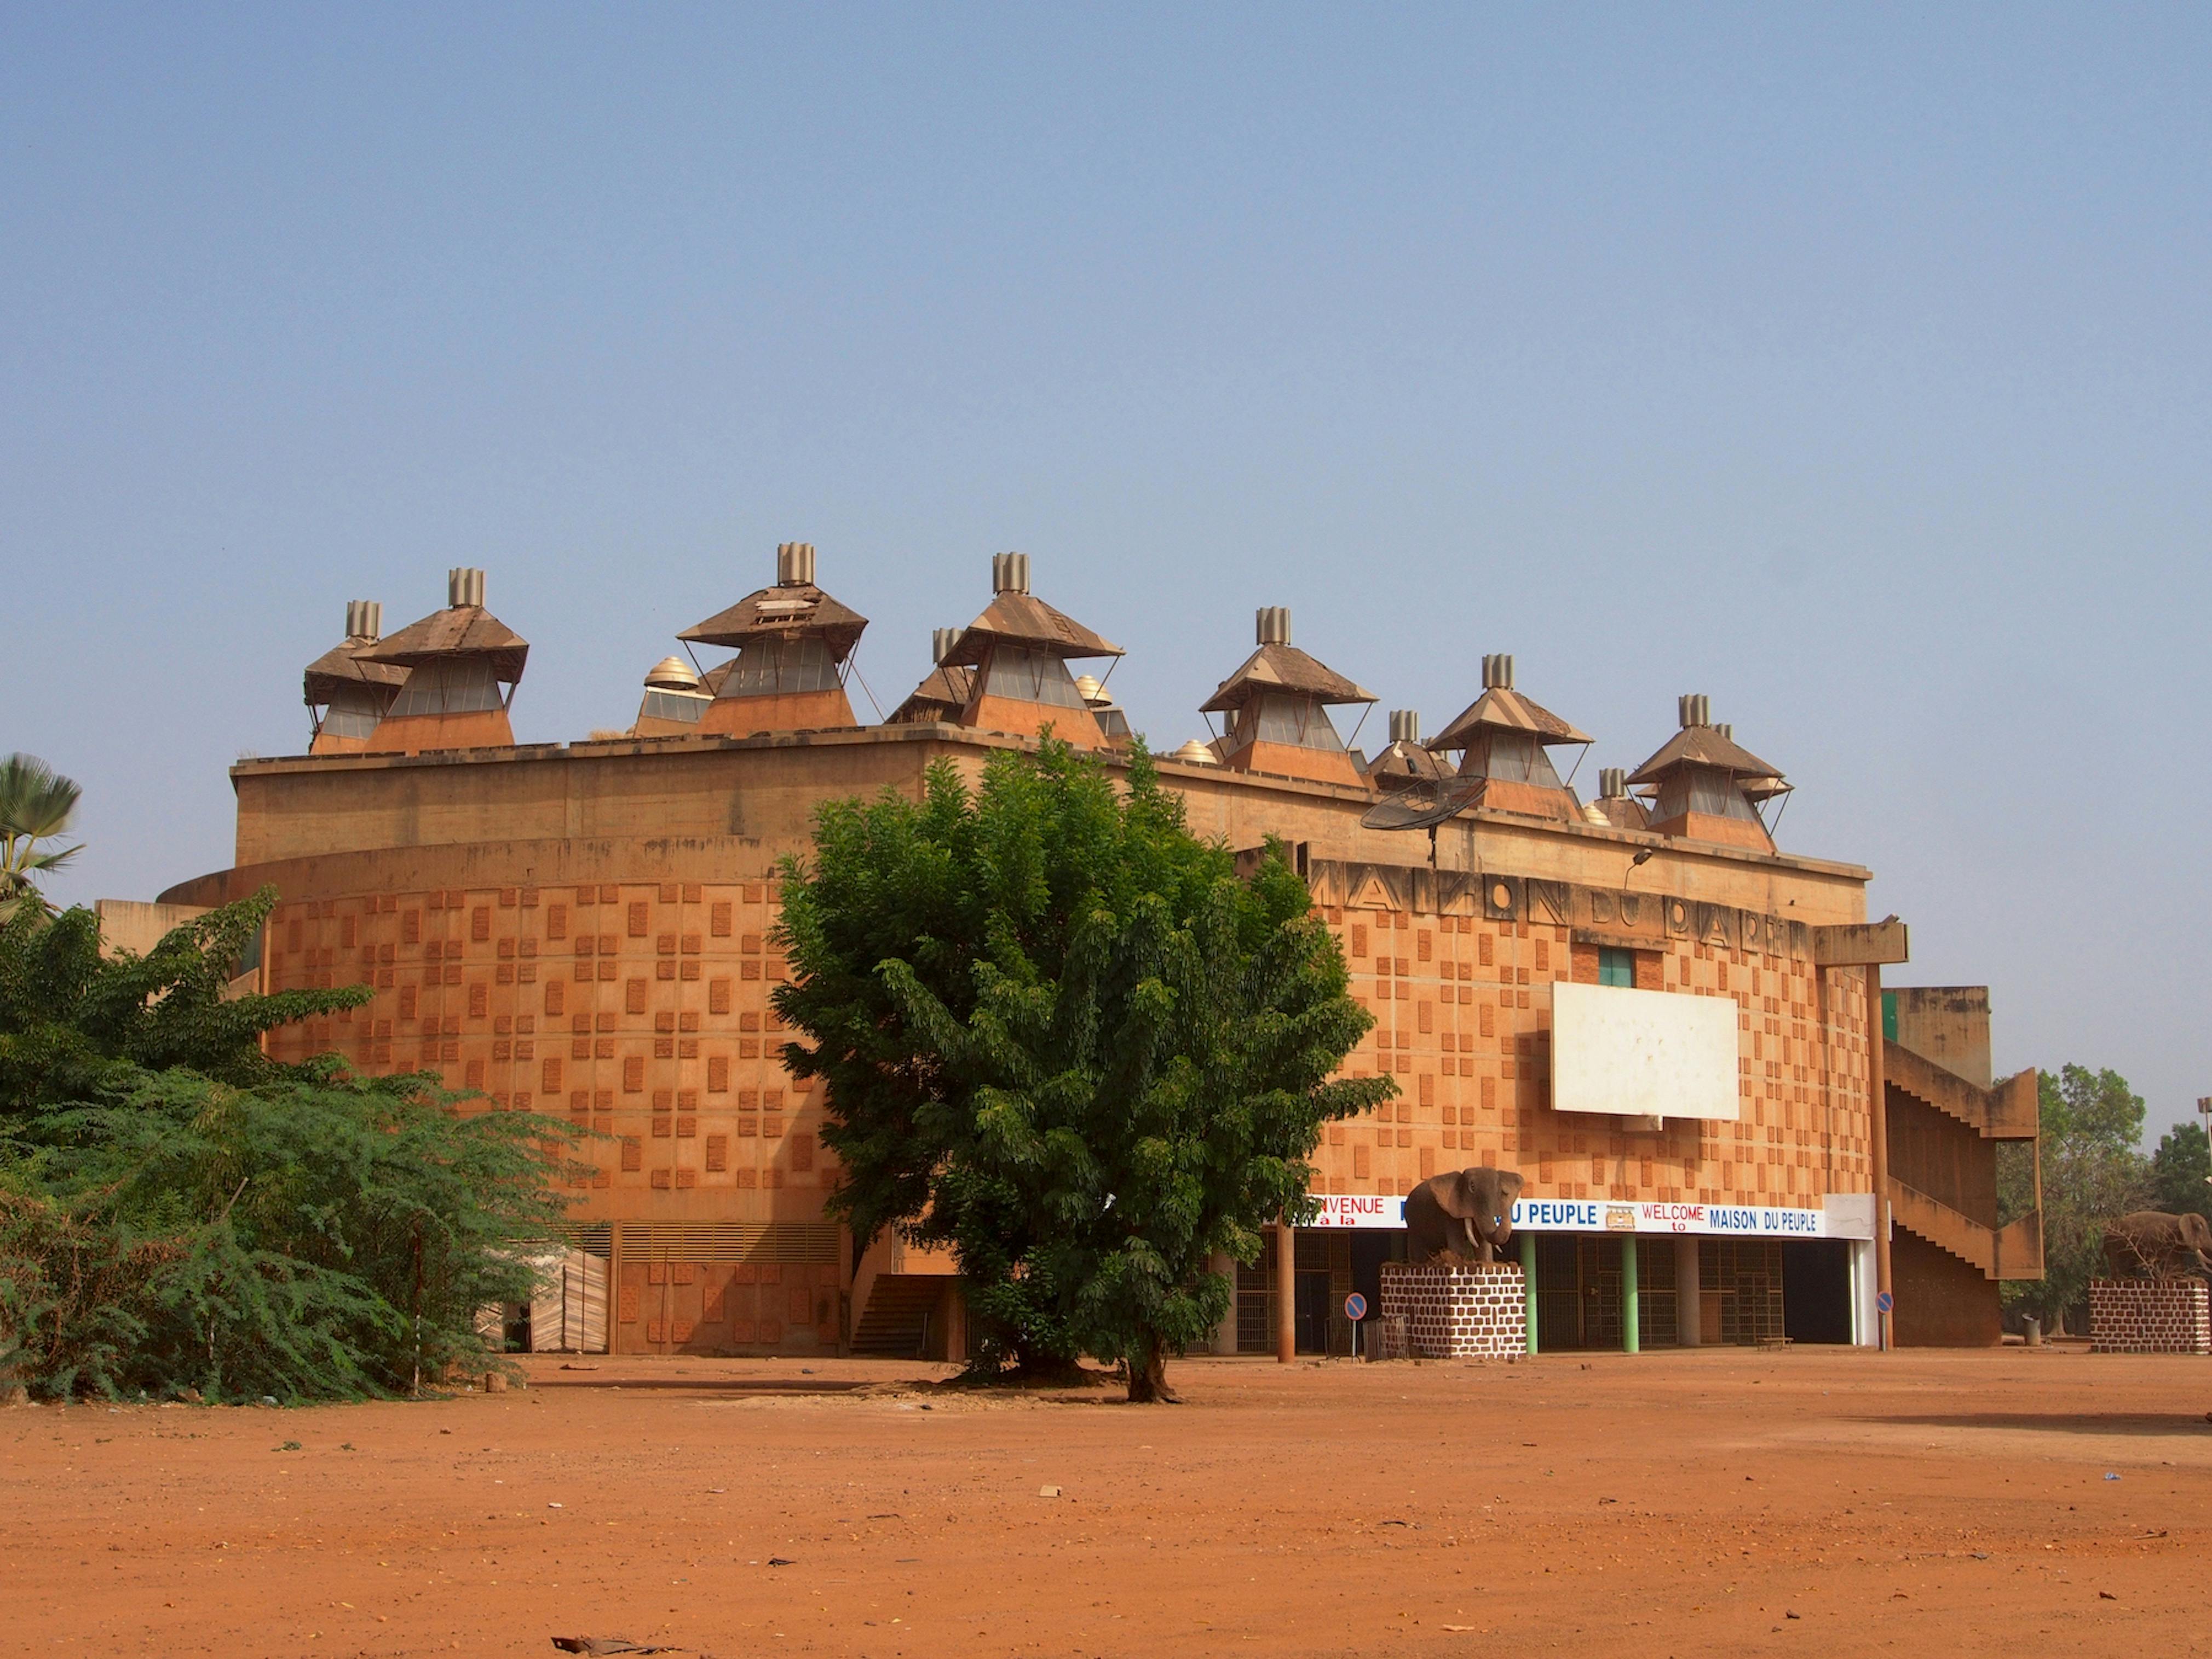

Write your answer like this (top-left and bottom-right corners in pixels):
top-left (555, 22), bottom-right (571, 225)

top-left (2088, 1278), bottom-right (2211, 1354)
top-left (1376, 1261), bottom-right (1526, 1359)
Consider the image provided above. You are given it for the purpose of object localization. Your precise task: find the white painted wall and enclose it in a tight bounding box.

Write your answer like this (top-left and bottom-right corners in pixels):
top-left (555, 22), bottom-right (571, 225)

top-left (1551, 982), bottom-right (1741, 1122)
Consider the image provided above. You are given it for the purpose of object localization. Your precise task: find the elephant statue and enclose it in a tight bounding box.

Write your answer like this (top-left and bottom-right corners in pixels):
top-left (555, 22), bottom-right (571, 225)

top-left (1403, 1167), bottom-right (1525, 1264)
top-left (2101, 1210), bottom-right (2212, 1280)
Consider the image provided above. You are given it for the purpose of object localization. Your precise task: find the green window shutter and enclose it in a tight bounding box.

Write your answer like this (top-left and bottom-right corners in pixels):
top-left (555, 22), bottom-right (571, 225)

top-left (1881, 989), bottom-right (1897, 1041)
top-left (1598, 947), bottom-right (1634, 988)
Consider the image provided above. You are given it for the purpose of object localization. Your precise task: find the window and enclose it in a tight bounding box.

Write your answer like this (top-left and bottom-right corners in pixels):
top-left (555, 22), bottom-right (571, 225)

top-left (1466, 729), bottom-right (1563, 787)
top-left (319, 681), bottom-right (389, 738)
top-left (1236, 694), bottom-right (1344, 752)
top-left (1651, 765), bottom-right (1759, 823)
top-left (717, 636), bottom-right (842, 697)
top-left (639, 689), bottom-right (708, 724)
top-left (980, 645), bottom-right (1085, 708)
top-left (386, 658), bottom-right (505, 717)
top-left (1599, 947), bottom-right (1635, 988)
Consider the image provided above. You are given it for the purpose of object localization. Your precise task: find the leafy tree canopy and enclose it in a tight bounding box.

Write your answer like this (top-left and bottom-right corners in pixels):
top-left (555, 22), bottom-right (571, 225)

top-left (2150, 1120), bottom-right (2211, 1224)
top-left (0, 886), bottom-right (370, 1117)
top-left (0, 1069), bottom-right (573, 1402)
top-left (773, 740), bottom-right (1391, 1400)
top-left (2001, 1064), bottom-right (2150, 1334)
top-left (0, 753), bottom-right (82, 924)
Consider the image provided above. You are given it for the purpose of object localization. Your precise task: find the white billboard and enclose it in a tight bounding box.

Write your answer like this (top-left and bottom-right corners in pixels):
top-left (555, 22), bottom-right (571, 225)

top-left (1550, 981), bottom-right (1740, 1122)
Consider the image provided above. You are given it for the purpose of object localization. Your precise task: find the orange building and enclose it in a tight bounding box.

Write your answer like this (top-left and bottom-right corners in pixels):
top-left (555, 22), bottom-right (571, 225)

top-left (160, 551), bottom-right (2040, 1360)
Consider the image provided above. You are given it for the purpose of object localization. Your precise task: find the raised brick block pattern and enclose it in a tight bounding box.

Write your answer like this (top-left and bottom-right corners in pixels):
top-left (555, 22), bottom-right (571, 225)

top-left (1376, 1261), bottom-right (1526, 1359)
top-left (2089, 1278), bottom-right (2211, 1354)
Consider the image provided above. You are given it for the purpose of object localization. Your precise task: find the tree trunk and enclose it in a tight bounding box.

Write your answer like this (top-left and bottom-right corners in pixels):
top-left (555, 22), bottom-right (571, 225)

top-left (1125, 1331), bottom-right (1179, 1404)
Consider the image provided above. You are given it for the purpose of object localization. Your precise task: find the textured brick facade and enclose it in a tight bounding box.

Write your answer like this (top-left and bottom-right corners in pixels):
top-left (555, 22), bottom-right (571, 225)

top-left (2089, 1278), bottom-right (2211, 1355)
top-left (1308, 861), bottom-right (1877, 1212)
top-left (260, 875), bottom-right (830, 1207)
top-left (1376, 1262), bottom-right (1526, 1358)
top-left (257, 872), bottom-right (847, 1355)
top-left (174, 720), bottom-right (1885, 1355)
top-left (253, 885), bottom-right (822, 1194)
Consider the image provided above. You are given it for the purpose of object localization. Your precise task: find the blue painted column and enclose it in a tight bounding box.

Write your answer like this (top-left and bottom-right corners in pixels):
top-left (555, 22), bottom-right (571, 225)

top-left (1622, 1234), bottom-right (1641, 1354)
top-left (1520, 1230), bottom-right (1539, 1355)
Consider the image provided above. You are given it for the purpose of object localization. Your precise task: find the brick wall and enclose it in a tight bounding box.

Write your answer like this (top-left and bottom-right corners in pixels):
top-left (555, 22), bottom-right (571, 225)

top-left (1309, 872), bottom-right (1876, 1213)
top-left (2089, 1279), bottom-right (2211, 1355)
top-left (1376, 1262), bottom-right (1526, 1358)
top-left (259, 877), bottom-right (833, 1208)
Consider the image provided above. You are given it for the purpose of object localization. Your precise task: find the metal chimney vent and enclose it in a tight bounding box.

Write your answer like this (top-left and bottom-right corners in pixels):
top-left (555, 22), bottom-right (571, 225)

top-left (1678, 693), bottom-right (1710, 729)
top-left (448, 568), bottom-right (486, 609)
top-left (1481, 653), bottom-right (1515, 690)
top-left (991, 552), bottom-right (1030, 595)
top-left (1387, 709), bottom-right (1419, 744)
top-left (1599, 767), bottom-right (1626, 799)
top-left (1714, 723), bottom-right (1732, 741)
top-left (931, 627), bottom-right (961, 665)
top-left (1255, 606), bottom-right (1291, 646)
top-left (345, 600), bottom-right (383, 642)
top-left (776, 542), bottom-right (816, 586)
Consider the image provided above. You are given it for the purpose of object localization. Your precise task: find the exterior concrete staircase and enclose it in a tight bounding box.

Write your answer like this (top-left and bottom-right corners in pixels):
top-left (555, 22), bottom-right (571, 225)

top-left (850, 1275), bottom-right (949, 1357)
top-left (1886, 1040), bottom-right (2038, 1138)
top-left (1887, 1177), bottom-right (2043, 1280)
top-left (1883, 1038), bottom-right (2043, 1282)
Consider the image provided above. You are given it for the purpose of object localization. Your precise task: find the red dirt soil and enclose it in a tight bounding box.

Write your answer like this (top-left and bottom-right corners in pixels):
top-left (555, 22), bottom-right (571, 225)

top-left (8, 1347), bottom-right (2210, 1657)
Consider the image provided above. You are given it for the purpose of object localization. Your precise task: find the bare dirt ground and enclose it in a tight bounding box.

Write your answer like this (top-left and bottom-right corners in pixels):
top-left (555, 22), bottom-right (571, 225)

top-left (8, 1346), bottom-right (2211, 1658)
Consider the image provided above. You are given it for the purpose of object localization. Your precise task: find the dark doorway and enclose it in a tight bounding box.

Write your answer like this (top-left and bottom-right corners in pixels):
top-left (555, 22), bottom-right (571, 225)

top-left (1781, 1240), bottom-right (1853, 1344)
top-left (1345, 1231), bottom-right (1402, 1358)
top-left (1294, 1270), bottom-right (1334, 1354)
top-left (1349, 1231), bottom-right (1398, 1327)
top-left (1533, 1234), bottom-right (1587, 1349)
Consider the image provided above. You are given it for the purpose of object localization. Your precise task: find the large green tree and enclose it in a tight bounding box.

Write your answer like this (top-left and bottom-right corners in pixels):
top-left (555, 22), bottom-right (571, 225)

top-left (773, 740), bottom-right (1390, 1401)
top-left (2000, 1064), bottom-right (2150, 1334)
top-left (0, 754), bottom-right (82, 923)
top-left (2148, 1120), bottom-right (2210, 1224)
top-left (0, 886), bottom-right (370, 1118)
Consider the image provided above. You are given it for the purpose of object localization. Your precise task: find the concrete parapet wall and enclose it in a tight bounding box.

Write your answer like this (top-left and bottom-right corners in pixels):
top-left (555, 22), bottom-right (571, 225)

top-left (2089, 1278), bottom-right (2211, 1355)
top-left (1377, 1261), bottom-right (1526, 1358)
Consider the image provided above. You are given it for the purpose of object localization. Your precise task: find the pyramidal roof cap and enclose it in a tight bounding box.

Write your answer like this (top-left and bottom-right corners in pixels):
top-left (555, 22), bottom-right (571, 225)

top-left (938, 554), bottom-right (1122, 665)
top-left (359, 572), bottom-right (528, 682)
top-left (302, 638), bottom-right (408, 706)
top-left (1367, 736), bottom-right (1448, 788)
top-left (1626, 722), bottom-right (1787, 794)
top-left (1428, 686), bottom-right (1590, 750)
top-left (1201, 641), bottom-right (1375, 713)
top-left (678, 545), bottom-right (868, 658)
top-left (888, 662), bottom-right (977, 722)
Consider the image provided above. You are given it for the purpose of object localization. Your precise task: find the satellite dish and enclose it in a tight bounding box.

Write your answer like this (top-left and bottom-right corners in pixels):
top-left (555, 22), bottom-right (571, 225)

top-left (1360, 777), bottom-right (1478, 833)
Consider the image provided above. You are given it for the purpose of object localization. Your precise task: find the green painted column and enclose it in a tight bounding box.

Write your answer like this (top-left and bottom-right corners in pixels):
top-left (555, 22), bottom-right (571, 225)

top-left (1520, 1231), bottom-right (1539, 1356)
top-left (1622, 1235), bottom-right (1641, 1355)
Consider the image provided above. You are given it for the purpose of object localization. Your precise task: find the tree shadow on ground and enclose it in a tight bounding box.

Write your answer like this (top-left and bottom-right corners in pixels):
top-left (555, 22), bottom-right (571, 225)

top-left (1868, 1412), bottom-right (2212, 1437)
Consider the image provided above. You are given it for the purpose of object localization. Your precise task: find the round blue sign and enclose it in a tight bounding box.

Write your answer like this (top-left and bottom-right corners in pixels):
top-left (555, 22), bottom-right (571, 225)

top-left (1344, 1292), bottom-right (1368, 1322)
top-left (1876, 1291), bottom-right (1894, 1314)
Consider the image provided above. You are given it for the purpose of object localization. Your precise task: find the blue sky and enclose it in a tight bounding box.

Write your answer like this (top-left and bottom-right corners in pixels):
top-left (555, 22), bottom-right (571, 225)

top-left (4, 7), bottom-right (2206, 1138)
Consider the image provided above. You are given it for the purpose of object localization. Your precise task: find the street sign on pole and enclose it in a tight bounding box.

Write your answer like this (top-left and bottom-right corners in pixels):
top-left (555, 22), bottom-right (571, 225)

top-left (1344, 1292), bottom-right (1367, 1361)
top-left (1876, 1290), bottom-right (1894, 1315)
